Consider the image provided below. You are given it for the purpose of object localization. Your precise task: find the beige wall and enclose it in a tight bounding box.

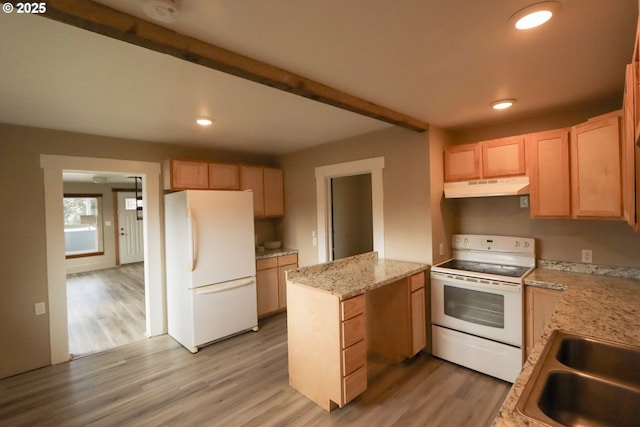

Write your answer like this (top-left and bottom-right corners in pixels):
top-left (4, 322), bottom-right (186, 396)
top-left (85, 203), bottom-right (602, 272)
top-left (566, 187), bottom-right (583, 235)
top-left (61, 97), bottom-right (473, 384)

top-left (277, 126), bottom-right (431, 267)
top-left (448, 101), bottom-right (640, 268)
top-left (0, 123), bottom-right (272, 379)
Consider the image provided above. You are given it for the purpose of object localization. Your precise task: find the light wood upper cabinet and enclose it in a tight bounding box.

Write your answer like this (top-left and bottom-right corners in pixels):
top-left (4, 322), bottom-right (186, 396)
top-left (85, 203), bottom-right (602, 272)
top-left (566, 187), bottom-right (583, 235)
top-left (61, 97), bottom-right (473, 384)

top-left (528, 129), bottom-right (571, 218)
top-left (164, 159), bottom-right (209, 190)
top-left (240, 165), bottom-right (266, 217)
top-left (571, 114), bottom-right (623, 219)
top-left (482, 136), bottom-right (526, 178)
top-left (525, 286), bottom-right (563, 358)
top-left (163, 161), bottom-right (284, 215)
top-left (444, 143), bottom-right (481, 182)
top-left (208, 163), bottom-right (240, 190)
top-left (240, 165), bottom-right (285, 218)
top-left (444, 136), bottom-right (526, 182)
top-left (263, 167), bottom-right (285, 217)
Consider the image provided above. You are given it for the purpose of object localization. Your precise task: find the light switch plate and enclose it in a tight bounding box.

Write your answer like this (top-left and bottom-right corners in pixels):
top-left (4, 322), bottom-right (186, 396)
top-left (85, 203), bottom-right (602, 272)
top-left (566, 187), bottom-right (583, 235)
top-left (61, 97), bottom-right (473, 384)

top-left (35, 302), bottom-right (46, 315)
top-left (581, 249), bottom-right (593, 264)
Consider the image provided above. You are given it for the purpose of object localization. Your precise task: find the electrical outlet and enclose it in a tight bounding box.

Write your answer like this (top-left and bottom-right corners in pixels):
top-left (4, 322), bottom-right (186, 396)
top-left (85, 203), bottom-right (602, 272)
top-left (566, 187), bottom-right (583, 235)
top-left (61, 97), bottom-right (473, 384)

top-left (35, 302), bottom-right (46, 316)
top-left (519, 195), bottom-right (529, 208)
top-left (581, 249), bottom-right (593, 264)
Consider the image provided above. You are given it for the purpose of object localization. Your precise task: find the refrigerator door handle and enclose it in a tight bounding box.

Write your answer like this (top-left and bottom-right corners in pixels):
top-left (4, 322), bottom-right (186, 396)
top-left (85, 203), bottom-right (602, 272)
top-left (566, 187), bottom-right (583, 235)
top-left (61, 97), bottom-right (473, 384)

top-left (194, 277), bottom-right (256, 294)
top-left (187, 207), bottom-right (198, 271)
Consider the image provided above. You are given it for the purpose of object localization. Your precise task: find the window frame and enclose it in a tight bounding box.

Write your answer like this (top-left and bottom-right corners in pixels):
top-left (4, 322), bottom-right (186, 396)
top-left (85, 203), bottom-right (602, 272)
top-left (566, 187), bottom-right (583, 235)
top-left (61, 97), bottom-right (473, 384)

top-left (63, 193), bottom-right (105, 259)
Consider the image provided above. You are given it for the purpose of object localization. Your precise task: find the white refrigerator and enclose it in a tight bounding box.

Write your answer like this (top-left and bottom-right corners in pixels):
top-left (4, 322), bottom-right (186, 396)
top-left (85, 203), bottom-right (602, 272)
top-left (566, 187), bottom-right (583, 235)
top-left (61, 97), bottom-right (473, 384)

top-left (164, 190), bottom-right (258, 353)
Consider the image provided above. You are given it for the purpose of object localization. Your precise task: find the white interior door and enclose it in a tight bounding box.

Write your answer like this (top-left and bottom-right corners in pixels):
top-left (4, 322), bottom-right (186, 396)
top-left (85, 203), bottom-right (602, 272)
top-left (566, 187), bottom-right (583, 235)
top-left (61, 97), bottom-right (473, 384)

top-left (117, 191), bottom-right (144, 264)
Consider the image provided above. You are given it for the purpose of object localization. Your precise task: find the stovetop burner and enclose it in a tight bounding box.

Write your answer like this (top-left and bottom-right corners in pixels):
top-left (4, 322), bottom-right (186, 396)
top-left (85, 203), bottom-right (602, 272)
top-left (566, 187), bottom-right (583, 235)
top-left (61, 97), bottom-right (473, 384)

top-left (436, 259), bottom-right (530, 278)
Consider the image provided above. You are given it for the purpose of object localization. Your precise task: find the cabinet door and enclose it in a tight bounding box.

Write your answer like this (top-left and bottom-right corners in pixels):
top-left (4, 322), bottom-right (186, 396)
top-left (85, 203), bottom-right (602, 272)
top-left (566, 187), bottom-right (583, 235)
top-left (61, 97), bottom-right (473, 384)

top-left (482, 136), bottom-right (526, 178)
top-left (528, 129), bottom-right (571, 218)
top-left (444, 143), bottom-right (481, 182)
top-left (241, 165), bottom-right (265, 217)
top-left (277, 254), bottom-right (298, 310)
top-left (571, 115), bottom-right (622, 218)
top-left (623, 64), bottom-right (637, 228)
top-left (410, 286), bottom-right (426, 356)
top-left (525, 286), bottom-right (563, 358)
top-left (168, 160), bottom-right (209, 189)
top-left (263, 167), bottom-right (284, 217)
top-left (208, 163), bottom-right (240, 190)
top-left (256, 267), bottom-right (279, 317)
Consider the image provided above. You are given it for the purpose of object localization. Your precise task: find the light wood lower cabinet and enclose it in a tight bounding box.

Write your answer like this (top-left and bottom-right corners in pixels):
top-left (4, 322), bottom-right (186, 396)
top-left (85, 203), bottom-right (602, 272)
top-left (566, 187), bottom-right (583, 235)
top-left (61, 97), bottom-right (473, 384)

top-left (256, 253), bottom-right (298, 318)
top-left (524, 286), bottom-right (563, 358)
top-left (287, 272), bottom-right (425, 411)
top-left (409, 273), bottom-right (427, 355)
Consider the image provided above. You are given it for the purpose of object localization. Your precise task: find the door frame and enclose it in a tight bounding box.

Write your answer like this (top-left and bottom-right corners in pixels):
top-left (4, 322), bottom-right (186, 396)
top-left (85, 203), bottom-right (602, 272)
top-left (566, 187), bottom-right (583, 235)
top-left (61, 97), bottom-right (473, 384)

top-left (41, 155), bottom-right (163, 365)
top-left (315, 157), bottom-right (384, 263)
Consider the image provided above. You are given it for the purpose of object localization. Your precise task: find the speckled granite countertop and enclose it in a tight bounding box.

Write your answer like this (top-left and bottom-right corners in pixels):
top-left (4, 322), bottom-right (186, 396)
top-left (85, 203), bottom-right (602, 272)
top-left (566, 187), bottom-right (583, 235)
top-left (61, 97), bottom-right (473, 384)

top-left (286, 252), bottom-right (429, 300)
top-left (493, 268), bottom-right (640, 427)
top-left (255, 247), bottom-right (299, 260)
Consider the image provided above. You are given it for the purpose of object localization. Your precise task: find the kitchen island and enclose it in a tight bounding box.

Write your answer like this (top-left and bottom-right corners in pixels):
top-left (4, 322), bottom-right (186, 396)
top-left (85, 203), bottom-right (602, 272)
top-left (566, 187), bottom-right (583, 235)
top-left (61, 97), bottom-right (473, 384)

top-left (493, 268), bottom-right (640, 426)
top-left (286, 252), bottom-right (428, 411)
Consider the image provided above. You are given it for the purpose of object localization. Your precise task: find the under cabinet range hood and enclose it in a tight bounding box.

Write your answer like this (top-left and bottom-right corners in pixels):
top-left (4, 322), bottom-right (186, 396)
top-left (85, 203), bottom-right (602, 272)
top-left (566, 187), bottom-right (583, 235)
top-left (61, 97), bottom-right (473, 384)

top-left (444, 176), bottom-right (530, 198)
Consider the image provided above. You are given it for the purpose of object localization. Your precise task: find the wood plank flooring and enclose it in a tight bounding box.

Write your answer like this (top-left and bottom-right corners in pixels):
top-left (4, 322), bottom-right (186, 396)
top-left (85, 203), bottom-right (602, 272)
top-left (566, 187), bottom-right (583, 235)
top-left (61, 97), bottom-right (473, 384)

top-left (66, 263), bottom-right (146, 358)
top-left (0, 313), bottom-right (511, 427)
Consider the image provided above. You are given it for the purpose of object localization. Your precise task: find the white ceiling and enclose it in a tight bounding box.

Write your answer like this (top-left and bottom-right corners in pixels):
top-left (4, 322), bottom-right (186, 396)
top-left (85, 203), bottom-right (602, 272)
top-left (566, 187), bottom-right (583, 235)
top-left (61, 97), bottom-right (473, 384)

top-left (0, 0), bottom-right (637, 156)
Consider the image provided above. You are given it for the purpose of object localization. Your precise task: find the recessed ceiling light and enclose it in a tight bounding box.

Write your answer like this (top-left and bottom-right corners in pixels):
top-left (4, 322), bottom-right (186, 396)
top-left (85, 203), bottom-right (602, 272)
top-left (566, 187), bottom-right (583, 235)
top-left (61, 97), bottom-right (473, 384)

top-left (511, 1), bottom-right (560, 30)
top-left (196, 118), bottom-right (213, 126)
top-left (491, 99), bottom-right (516, 110)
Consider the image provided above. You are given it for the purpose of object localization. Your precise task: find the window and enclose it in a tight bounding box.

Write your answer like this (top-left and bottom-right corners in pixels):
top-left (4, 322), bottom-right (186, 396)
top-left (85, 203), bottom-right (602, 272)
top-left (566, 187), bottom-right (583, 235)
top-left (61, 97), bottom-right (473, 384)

top-left (63, 194), bottom-right (104, 258)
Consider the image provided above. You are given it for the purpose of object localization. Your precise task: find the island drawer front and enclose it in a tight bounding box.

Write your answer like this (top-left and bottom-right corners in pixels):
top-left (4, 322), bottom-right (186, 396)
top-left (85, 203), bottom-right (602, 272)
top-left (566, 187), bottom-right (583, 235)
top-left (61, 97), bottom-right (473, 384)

top-left (256, 257), bottom-right (278, 270)
top-left (342, 314), bottom-right (366, 348)
top-left (410, 272), bottom-right (425, 292)
top-left (343, 365), bottom-right (367, 404)
top-left (342, 339), bottom-right (366, 376)
top-left (341, 294), bottom-right (365, 321)
top-left (277, 253), bottom-right (298, 266)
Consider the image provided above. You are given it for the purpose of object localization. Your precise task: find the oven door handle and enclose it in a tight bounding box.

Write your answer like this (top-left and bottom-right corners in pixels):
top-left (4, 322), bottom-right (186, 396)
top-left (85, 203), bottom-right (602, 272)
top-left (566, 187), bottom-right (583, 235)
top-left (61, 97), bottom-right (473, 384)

top-left (432, 273), bottom-right (522, 293)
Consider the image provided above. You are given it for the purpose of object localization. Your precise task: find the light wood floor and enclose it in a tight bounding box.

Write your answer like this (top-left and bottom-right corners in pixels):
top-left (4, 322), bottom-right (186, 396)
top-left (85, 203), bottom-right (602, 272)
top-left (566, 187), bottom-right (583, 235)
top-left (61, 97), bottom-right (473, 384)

top-left (0, 313), bottom-right (510, 427)
top-left (66, 263), bottom-right (146, 358)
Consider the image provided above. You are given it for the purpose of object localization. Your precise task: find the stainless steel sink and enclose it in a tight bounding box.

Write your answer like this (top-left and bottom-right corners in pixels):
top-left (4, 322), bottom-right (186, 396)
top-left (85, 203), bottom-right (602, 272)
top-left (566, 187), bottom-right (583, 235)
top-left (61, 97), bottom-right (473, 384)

top-left (556, 336), bottom-right (640, 387)
top-left (517, 330), bottom-right (640, 427)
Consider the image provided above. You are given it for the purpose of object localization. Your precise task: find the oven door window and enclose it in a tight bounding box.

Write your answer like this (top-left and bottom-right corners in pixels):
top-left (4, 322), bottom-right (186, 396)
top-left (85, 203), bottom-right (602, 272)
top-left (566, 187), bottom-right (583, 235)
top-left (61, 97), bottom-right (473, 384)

top-left (444, 285), bottom-right (504, 329)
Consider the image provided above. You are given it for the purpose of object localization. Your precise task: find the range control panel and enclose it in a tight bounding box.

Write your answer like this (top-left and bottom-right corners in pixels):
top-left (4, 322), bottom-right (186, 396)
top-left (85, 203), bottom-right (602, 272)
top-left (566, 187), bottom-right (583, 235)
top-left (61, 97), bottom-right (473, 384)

top-left (452, 234), bottom-right (535, 255)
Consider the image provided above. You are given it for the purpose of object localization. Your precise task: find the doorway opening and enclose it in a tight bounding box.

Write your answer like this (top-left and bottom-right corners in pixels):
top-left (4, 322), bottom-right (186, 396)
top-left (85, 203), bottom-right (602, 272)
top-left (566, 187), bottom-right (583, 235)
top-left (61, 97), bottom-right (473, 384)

top-left (315, 157), bottom-right (385, 263)
top-left (330, 173), bottom-right (373, 260)
top-left (62, 174), bottom-right (147, 358)
top-left (41, 155), bottom-right (163, 365)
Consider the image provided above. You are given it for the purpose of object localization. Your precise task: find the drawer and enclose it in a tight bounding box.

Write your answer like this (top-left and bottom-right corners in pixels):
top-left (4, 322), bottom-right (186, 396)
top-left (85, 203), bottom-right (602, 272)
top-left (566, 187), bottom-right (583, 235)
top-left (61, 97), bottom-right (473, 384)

top-left (277, 253), bottom-right (298, 266)
top-left (342, 313), bottom-right (366, 349)
top-left (342, 339), bottom-right (366, 376)
top-left (343, 365), bottom-right (367, 404)
top-left (409, 272), bottom-right (425, 292)
top-left (256, 257), bottom-right (277, 270)
top-left (341, 294), bottom-right (365, 321)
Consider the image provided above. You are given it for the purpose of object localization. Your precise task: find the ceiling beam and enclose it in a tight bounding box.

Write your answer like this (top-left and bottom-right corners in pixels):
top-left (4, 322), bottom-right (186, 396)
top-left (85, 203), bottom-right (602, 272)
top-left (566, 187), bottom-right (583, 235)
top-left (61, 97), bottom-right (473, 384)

top-left (30, 0), bottom-right (429, 132)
